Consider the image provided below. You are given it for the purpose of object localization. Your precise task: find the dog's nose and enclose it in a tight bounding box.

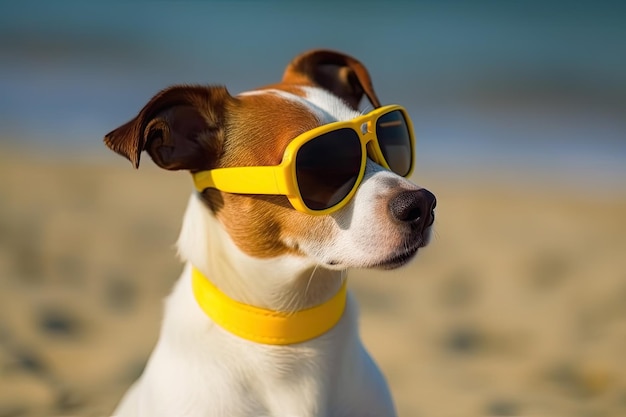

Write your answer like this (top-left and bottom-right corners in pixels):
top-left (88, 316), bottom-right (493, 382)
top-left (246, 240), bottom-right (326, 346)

top-left (388, 188), bottom-right (436, 226)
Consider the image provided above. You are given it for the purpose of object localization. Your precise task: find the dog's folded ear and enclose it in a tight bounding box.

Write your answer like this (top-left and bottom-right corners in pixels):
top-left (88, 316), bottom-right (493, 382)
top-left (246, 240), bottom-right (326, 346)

top-left (104, 85), bottom-right (234, 170)
top-left (282, 49), bottom-right (382, 110)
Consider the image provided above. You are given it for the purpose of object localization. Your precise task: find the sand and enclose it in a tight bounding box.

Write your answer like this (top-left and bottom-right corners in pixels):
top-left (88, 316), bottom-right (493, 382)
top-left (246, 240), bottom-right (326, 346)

top-left (1, 148), bottom-right (625, 417)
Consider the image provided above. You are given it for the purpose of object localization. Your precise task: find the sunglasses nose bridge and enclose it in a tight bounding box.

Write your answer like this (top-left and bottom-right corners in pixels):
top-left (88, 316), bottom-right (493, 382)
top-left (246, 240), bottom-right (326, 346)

top-left (359, 121), bottom-right (370, 135)
top-left (361, 131), bottom-right (386, 167)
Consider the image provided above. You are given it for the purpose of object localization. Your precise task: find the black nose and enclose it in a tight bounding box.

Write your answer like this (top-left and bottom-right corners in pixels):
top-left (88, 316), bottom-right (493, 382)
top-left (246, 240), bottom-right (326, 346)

top-left (388, 188), bottom-right (436, 225)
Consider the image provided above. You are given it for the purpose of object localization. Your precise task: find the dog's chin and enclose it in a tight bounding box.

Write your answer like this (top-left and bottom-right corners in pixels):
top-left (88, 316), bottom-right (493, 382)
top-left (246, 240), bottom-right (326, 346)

top-left (323, 227), bottom-right (433, 271)
top-left (325, 246), bottom-right (418, 271)
top-left (371, 245), bottom-right (420, 270)
top-left (375, 227), bottom-right (434, 270)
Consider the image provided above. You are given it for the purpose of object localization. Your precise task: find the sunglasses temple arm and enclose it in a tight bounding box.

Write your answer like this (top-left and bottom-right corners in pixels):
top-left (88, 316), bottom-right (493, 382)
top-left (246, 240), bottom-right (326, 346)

top-left (192, 166), bottom-right (286, 195)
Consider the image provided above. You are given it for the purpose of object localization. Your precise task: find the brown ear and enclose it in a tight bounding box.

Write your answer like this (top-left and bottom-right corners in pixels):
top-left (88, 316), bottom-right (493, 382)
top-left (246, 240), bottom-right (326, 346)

top-left (282, 49), bottom-right (382, 110)
top-left (104, 85), bottom-right (234, 170)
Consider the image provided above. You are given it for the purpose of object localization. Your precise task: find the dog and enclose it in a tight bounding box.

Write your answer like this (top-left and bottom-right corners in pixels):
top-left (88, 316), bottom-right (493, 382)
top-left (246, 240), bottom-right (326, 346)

top-left (104, 49), bottom-right (436, 417)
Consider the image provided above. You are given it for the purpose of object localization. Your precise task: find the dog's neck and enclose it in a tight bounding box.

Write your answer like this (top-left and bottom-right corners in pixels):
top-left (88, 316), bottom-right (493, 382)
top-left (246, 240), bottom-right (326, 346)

top-left (177, 193), bottom-right (345, 312)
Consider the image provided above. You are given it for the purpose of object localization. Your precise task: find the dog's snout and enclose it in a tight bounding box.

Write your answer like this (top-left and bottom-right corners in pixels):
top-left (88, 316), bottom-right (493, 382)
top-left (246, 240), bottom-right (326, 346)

top-left (389, 189), bottom-right (436, 225)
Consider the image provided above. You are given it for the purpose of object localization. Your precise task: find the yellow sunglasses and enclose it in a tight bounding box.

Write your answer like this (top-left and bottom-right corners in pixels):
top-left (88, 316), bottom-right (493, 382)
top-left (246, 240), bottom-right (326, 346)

top-left (193, 104), bottom-right (415, 215)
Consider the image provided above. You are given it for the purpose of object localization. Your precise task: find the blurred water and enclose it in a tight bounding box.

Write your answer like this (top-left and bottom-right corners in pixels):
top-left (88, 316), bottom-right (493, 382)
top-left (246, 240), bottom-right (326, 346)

top-left (1, 1), bottom-right (625, 187)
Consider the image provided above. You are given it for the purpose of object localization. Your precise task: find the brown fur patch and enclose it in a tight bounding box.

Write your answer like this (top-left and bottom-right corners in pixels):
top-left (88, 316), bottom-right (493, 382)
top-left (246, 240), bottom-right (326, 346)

top-left (200, 88), bottom-right (336, 259)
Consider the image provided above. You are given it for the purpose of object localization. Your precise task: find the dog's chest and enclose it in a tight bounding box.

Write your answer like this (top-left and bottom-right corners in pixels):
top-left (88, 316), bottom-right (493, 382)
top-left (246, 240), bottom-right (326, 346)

top-left (144, 275), bottom-right (366, 417)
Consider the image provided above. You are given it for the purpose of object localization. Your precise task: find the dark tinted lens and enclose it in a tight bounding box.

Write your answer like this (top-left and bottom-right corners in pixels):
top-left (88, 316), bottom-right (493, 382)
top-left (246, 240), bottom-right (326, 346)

top-left (376, 110), bottom-right (412, 176)
top-left (296, 128), bottom-right (362, 211)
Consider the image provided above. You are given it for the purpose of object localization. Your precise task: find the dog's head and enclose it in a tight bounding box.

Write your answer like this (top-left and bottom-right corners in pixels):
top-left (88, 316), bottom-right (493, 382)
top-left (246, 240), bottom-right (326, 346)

top-left (104, 49), bottom-right (435, 270)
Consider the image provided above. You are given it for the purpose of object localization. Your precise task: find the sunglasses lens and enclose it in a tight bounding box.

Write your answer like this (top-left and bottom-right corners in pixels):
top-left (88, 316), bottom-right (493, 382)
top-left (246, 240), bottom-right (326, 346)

top-left (296, 128), bottom-right (362, 211)
top-left (376, 110), bottom-right (413, 177)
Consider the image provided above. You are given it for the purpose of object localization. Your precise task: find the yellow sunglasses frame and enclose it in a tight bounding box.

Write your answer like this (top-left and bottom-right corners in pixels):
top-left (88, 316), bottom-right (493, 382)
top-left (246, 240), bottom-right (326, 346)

top-left (192, 104), bottom-right (415, 216)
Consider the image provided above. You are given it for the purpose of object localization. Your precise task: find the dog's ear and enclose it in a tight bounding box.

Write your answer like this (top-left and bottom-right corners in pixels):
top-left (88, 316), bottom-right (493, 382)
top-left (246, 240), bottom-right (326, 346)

top-left (104, 85), bottom-right (234, 170)
top-left (282, 49), bottom-right (382, 110)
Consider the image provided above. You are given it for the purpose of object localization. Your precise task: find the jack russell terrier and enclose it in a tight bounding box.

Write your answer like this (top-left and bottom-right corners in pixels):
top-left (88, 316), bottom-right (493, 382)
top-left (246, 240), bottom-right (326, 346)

top-left (105, 49), bottom-right (436, 417)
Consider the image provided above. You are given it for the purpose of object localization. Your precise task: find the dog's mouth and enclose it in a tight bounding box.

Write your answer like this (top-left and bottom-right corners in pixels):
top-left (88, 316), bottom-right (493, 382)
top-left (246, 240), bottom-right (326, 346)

top-left (373, 244), bottom-right (421, 270)
top-left (324, 225), bottom-right (434, 270)
top-left (370, 226), bottom-right (433, 270)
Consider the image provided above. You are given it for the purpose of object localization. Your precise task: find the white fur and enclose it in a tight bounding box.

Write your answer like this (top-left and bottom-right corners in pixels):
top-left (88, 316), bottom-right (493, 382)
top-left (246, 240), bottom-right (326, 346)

top-left (114, 196), bottom-right (396, 417)
top-left (112, 87), bottom-right (425, 417)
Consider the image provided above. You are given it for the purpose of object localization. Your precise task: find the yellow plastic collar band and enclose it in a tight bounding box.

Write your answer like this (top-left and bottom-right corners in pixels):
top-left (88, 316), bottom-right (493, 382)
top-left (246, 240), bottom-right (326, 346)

top-left (191, 267), bottom-right (347, 345)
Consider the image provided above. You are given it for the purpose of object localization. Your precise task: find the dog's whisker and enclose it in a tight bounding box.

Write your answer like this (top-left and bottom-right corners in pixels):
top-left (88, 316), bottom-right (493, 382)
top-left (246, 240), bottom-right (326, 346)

top-left (304, 264), bottom-right (319, 299)
top-left (279, 265), bottom-right (317, 313)
top-left (360, 103), bottom-right (374, 115)
top-left (283, 286), bottom-right (301, 313)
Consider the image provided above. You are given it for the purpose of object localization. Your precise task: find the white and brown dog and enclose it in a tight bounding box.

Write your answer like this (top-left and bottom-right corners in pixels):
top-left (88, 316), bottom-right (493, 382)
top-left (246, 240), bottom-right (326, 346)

top-left (105, 49), bottom-right (436, 417)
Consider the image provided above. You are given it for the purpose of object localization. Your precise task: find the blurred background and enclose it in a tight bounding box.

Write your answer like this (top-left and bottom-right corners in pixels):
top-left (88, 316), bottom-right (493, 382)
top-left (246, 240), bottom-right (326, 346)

top-left (1, 1), bottom-right (625, 416)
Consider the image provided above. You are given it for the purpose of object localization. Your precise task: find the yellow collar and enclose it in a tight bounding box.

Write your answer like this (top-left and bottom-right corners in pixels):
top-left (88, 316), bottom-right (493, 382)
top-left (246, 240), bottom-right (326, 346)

top-left (191, 267), bottom-right (347, 345)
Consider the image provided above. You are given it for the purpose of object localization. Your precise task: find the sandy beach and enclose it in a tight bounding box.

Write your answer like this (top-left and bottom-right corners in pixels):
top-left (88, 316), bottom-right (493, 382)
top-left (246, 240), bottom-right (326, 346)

top-left (1, 147), bottom-right (625, 417)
